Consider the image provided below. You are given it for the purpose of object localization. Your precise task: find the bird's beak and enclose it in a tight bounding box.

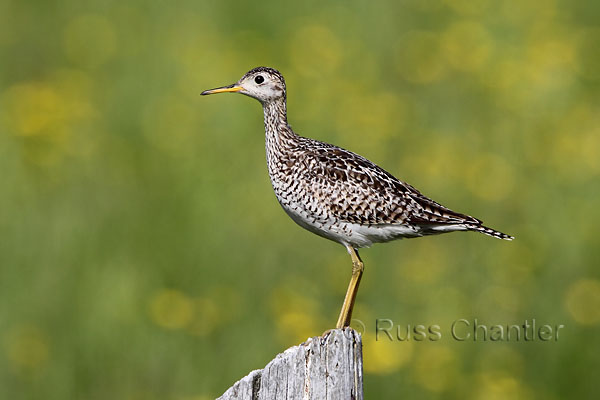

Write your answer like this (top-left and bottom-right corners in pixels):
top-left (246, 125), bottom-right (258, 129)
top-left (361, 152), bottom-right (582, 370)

top-left (201, 84), bottom-right (243, 96)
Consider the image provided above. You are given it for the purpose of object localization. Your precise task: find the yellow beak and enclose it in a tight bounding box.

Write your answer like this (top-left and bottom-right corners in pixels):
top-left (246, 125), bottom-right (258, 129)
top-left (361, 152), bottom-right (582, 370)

top-left (201, 85), bottom-right (243, 95)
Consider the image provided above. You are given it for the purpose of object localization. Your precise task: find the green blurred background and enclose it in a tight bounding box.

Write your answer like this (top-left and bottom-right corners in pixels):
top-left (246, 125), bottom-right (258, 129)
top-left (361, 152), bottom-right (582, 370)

top-left (1, 0), bottom-right (599, 398)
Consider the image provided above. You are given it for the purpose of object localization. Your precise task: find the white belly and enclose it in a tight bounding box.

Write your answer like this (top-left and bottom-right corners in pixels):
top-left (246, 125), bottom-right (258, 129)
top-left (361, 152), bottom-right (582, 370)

top-left (279, 201), bottom-right (425, 248)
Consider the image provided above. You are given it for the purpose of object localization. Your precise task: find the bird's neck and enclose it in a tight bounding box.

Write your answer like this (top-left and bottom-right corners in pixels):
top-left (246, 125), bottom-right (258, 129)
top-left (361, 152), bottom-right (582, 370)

top-left (263, 99), bottom-right (299, 156)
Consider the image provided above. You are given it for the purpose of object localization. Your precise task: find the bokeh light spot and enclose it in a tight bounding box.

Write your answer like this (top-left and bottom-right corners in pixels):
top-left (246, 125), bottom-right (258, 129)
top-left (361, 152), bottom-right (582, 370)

top-left (2, 83), bottom-right (64, 136)
top-left (363, 336), bottom-right (413, 375)
top-left (289, 25), bottom-right (342, 78)
top-left (276, 311), bottom-right (319, 345)
top-left (565, 279), bottom-right (600, 325)
top-left (1, 75), bottom-right (96, 166)
top-left (271, 287), bottom-right (322, 344)
top-left (1, 78), bottom-right (93, 138)
top-left (149, 289), bottom-right (194, 330)
top-left (335, 91), bottom-right (407, 157)
top-left (186, 297), bottom-right (221, 337)
top-left (473, 372), bottom-right (533, 400)
top-left (4, 325), bottom-right (50, 372)
top-left (442, 21), bottom-right (493, 72)
top-left (481, 59), bottom-right (523, 90)
top-left (526, 39), bottom-right (578, 89)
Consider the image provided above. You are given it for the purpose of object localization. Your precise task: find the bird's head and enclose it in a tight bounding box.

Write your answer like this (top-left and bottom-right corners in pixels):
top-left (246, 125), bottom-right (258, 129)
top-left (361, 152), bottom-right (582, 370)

top-left (201, 67), bottom-right (286, 104)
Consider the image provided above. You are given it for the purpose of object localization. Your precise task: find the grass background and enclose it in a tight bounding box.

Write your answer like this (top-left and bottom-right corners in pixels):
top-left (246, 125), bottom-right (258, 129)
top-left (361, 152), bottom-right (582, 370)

top-left (1, 0), bottom-right (599, 398)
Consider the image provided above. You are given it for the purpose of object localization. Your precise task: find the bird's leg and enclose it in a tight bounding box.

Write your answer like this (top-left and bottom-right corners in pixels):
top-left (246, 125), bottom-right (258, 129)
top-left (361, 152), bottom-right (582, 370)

top-left (335, 246), bottom-right (364, 329)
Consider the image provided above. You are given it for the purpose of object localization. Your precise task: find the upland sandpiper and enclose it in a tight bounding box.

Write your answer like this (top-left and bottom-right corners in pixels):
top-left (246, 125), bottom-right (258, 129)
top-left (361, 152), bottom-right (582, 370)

top-left (202, 67), bottom-right (513, 329)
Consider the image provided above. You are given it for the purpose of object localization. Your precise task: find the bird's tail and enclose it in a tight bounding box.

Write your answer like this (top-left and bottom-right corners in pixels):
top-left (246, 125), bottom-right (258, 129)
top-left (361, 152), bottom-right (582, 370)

top-left (467, 224), bottom-right (514, 241)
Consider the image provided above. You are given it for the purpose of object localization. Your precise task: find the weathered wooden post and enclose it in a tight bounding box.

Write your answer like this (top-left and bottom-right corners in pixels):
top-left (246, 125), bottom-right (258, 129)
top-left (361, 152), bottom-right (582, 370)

top-left (218, 328), bottom-right (363, 400)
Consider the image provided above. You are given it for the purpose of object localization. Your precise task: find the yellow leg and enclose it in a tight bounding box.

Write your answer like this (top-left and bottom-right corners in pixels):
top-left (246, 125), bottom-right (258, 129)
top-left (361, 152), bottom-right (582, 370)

top-left (335, 246), bottom-right (364, 329)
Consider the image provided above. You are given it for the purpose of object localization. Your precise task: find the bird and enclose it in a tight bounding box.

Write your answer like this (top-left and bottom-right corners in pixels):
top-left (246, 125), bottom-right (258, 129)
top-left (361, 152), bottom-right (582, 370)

top-left (201, 67), bottom-right (513, 329)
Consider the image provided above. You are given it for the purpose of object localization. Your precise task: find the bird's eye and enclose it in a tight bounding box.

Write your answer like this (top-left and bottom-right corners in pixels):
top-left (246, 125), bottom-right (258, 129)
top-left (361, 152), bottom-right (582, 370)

top-left (254, 75), bottom-right (264, 84)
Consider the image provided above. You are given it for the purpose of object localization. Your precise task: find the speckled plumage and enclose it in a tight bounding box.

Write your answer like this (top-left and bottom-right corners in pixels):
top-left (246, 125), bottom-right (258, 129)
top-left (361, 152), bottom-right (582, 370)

top-left (234, 67), bottom-right (513, 248)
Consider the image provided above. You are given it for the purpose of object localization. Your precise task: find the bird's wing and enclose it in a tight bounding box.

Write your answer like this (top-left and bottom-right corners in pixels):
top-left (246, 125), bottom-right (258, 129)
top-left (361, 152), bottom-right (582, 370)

top-left (296, 141), bottom-right (481, 226)
top-left (404, 190), bottom-right (481, 226)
